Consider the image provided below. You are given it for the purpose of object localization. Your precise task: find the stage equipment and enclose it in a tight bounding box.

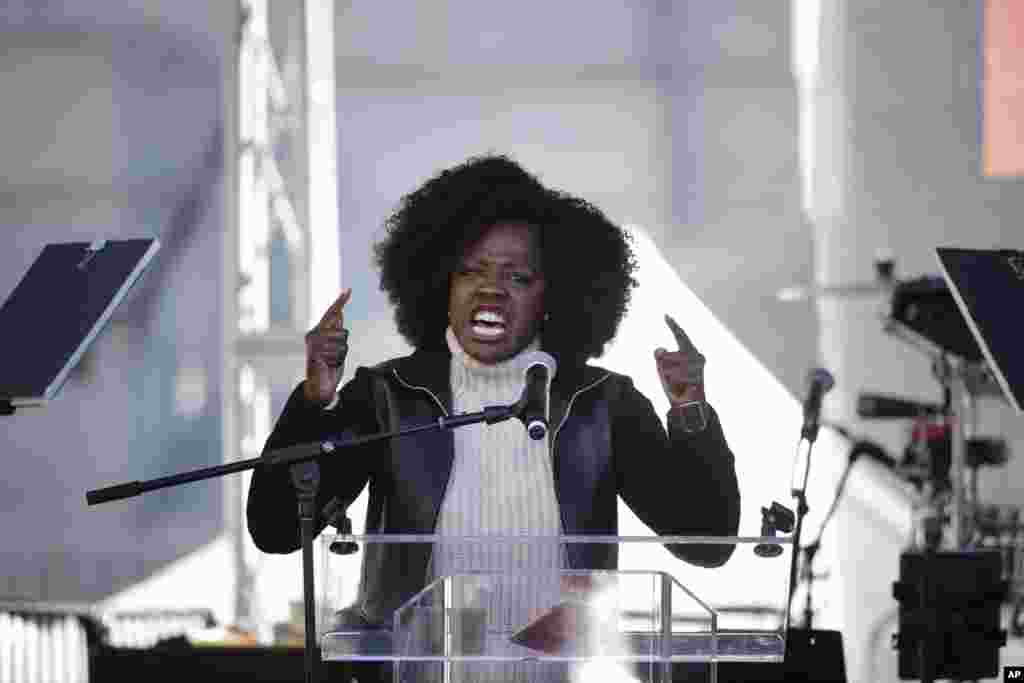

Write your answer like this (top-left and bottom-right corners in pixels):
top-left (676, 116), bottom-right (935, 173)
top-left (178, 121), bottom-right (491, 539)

top-left (972, 504), bottom-right (1024, 640)
top-left (857, 393), bottom-right (943, 419)
top-left (937, 248), bottom-right (1024, 412)
top-left (888, 276), bottom-right (984, 363)
top-left (892, 550), bottom-right (1007, 682)
top-left (930, 248), bottom-right (1022, 548)
top-left (783, 248), bottom-right (1022, 680)
top-left (755, 502), bottom-right (796, 558)
top-left (881, 323), bottom-right (1002, 548)
top-left (0, 239), bottom-right (160, 413)
top-left (854, 247), bottom-right (1024, 680)
top-left (322, 497), bottom-right (359, 556)
top-left (785, 368), bottom-right (835, 635)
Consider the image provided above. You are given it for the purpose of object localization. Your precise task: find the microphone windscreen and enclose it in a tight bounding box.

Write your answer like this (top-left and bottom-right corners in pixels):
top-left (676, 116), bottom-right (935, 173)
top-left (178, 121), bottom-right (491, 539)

top-left (807, 367), bottom-right (835, 393)
top-left (521, 350), bottom-right (557, 378)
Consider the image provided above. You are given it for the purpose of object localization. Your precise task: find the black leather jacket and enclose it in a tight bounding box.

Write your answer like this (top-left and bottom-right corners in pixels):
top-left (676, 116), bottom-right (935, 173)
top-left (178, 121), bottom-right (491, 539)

top-left (247, 348), bottom-right (740, 624)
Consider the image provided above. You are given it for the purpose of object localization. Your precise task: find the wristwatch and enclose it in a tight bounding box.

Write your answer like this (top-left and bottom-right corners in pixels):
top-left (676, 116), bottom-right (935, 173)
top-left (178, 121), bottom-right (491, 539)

top-left (323, 392), bottom-right (341, 411)
top-left (675, 400), bottom-right (709, 434)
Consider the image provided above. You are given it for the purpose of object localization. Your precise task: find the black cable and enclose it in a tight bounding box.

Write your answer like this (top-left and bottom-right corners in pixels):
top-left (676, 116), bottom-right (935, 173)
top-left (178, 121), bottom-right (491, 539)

top-left (786, 422), bottom-right (872, 625)
top-left (785, 456), bottom-right (855, 626)
top-left (811, 421), bottom-right (900, 551)
top-left (808, 454), bottom-right (856, 553)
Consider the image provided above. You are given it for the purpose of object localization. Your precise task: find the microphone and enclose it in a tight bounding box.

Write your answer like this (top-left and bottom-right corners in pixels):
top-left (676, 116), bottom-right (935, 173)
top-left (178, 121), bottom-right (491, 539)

top-left (516, 351), bottom-right (557, 440)
top-left (801, 368), bottom-right (835, 442)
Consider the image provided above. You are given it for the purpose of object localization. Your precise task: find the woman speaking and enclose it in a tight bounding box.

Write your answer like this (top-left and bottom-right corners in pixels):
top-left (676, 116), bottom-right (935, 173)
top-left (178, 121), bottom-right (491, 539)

top-left (247, 154), bottom-right (740, 681)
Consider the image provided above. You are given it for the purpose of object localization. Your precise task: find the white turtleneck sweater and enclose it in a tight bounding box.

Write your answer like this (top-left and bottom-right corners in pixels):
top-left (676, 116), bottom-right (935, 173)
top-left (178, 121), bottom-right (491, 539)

top-left (433, 327), bottom-right (563, 559)
top-left (424, 329), bottom-right (567, 682)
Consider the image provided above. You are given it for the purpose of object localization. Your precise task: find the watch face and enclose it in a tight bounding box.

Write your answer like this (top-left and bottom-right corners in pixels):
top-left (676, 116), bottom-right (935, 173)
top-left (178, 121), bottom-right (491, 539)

top-left (680, 401), bottom-right (708, 433)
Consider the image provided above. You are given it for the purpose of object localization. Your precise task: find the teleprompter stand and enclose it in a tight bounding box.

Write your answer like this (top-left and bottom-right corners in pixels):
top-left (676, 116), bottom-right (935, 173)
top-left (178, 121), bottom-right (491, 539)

top-left (87, 402), bottom-right (524, 683)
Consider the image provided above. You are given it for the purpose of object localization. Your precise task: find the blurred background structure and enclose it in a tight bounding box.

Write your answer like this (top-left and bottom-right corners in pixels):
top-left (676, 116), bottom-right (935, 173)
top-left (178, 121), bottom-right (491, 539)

top-left (1, 1), bottom-right (1022, 681)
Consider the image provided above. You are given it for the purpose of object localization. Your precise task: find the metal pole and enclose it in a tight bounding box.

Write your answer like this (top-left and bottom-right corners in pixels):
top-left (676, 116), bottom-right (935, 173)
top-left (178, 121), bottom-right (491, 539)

top-left (949, 366), bottom-right (969, 549)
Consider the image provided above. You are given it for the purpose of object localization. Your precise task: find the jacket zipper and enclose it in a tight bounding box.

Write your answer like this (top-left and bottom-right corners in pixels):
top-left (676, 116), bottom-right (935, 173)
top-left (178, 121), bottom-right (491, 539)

top-left (391, 369), bottom-right (449, 417)
top-left (550, 373), bottom-right (611, 550)
top-left (551, 373), bottom-right (611, 450)
top-left (391, 368), bottom-right (454, 564)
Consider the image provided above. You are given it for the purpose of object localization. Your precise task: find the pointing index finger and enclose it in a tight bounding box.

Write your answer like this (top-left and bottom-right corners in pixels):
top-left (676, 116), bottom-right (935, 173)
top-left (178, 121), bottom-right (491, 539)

top-left (664, 314), bottom-right (699, 354)
top-left (319, 288), bottom-right (352, 327)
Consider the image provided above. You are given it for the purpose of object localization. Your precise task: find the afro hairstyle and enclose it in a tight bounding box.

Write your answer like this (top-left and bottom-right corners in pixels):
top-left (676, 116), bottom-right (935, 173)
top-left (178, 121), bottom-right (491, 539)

top-left (374, 153), bottom-right (638, 362)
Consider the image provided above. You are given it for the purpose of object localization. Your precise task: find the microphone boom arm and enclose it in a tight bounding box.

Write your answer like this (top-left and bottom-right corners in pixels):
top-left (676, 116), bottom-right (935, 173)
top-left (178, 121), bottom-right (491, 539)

top-left (87, 403), bottom-right (520, 505)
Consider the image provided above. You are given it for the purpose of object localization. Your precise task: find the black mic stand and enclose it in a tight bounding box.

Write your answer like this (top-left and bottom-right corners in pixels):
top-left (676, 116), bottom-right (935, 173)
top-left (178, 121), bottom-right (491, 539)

top-left (86, 403), bottom-right (521, 683)
top-left (786, 420), bottom-right (823, 634)
top-left (779, 417), bottom-right (852, 683)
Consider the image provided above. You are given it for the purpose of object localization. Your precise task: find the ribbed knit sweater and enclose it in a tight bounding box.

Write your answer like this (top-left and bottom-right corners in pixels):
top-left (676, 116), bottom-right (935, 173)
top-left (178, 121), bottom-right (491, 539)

top-left (433, 327), bottom-right (562, 561)
top-left (426, 328), bottom-right (567, 681)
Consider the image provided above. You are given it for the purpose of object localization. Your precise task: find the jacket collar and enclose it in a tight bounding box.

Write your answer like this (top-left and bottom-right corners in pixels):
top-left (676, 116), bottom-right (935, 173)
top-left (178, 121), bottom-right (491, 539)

top-left (377, 347), bottom-right (610, 427)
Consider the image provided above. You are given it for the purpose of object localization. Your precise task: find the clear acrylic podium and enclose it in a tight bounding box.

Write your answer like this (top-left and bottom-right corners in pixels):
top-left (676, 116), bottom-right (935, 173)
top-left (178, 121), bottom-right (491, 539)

top-left (318, 535), bottom-right (792, 682)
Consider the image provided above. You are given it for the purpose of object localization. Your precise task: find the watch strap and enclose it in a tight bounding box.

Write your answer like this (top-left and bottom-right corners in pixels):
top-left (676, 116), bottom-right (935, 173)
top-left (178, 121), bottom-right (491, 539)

top-left (673, 400), bottom-right (709, 433)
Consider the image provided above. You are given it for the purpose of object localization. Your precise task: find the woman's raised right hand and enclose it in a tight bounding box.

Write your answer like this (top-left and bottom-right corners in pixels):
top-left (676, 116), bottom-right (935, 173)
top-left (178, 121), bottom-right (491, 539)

top-left (304, 288), bottom-right (352, 406)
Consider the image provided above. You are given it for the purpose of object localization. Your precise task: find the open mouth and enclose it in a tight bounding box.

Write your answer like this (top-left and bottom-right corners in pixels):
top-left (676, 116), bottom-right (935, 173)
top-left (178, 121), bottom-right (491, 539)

top-left (469, 309), bottom-right (508, 340)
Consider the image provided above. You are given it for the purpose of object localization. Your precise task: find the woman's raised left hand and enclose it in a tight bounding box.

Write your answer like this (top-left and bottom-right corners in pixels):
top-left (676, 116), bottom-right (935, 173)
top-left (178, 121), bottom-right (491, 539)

top-left (654, 314), bottom-right (706, 406)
